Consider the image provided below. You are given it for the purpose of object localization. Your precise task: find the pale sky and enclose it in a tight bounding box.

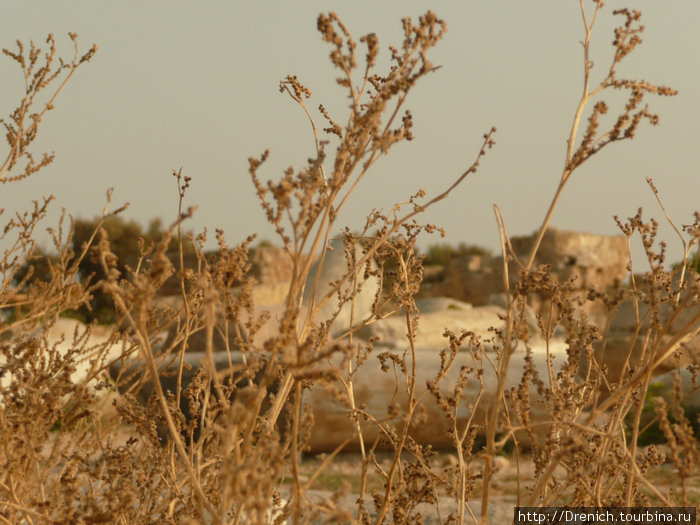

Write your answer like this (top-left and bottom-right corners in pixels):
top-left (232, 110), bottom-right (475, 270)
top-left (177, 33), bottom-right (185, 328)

top-left (1, 1), bottom-right (698, 269)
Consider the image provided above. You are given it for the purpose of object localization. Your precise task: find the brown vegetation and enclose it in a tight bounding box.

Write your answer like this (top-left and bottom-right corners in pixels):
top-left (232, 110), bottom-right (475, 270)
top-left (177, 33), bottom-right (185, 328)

top-left (0, 3), bottom-right (697, 524)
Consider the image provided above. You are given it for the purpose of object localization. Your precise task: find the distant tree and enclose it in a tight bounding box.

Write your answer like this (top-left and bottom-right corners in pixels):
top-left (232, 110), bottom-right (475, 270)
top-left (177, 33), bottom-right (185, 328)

top-left (72, 216), bottom-right (165, 281)
top-left (71, 216), bottom-right (200, 323)
top-left (671, 248), bottom-right (700, 276)
top-left (14, 215), bottom-right (195, 323)
top-left (255, 238), bottom-right (273, 248)
top-left (422, 242), bottom-right (491, 266)
top-left (692, 249), bottom-right (700, 273)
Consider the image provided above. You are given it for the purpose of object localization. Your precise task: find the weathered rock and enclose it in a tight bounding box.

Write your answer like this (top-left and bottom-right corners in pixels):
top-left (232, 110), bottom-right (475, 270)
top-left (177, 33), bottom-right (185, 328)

top-left (152, 290), bottom-right (269, 356)
top-left (583, 332), bottom-right (700, 397)
top-left (161, 317), bottom-right (243, 354)
top-left (304, 340), bottom-right (572, 451)
top-left (508, 228), bottom-right (630, 331)
top-left (109, 350), bottom-right (245, 405)
top-left (106, 336), bottom-right (697, 453)
top-left (154, 238), bottom-right (379, 352)
top-left (510, 227), bottom-right (628, 288)
top-left (48, 319), bottom-right (126, 388)
top-left (418, 229), bottom-right (629, 331)
top-left (109, 351), bottom-right (279, 443)
top-left (608, 298), bottom-right (700, 334)
top-left (1, 318), bottom-right (126, 403)
top-left (247, 245), bottom-right (292, 306)
top-left (488, 293), bottom-right (541, 335)
top-left (418, 254), bottom-right (500, 306)
top-left (357, 298), bottom-right (505, 350)
top-left (250, 245), bottom-right (293, 285)
top-left (250, 280), bottom-right (290, 306)
top-left (302, 238), bottom-right (379, 337)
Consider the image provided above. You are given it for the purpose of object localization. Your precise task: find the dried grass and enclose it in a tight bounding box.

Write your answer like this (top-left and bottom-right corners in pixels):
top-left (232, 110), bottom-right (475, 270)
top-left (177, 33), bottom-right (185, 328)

top-left (0, 4), bottom-right (697, 524)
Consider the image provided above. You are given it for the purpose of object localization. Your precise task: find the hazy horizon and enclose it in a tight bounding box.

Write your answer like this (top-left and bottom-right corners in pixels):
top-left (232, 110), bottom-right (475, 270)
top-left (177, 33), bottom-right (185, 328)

top-left (1, 1), bottom-right (698, 268)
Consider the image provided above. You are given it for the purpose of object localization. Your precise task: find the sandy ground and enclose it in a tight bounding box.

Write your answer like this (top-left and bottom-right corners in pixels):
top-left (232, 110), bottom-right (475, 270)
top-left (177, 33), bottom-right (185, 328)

top-left (34, 398), bottom-right (699, 524)
top-left (291, 450), bottom-right (700, 524)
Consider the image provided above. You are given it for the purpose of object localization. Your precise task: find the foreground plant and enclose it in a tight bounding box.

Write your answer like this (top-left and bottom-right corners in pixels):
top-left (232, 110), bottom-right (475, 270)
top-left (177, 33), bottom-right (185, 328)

top-left (478, 2), bottom-right (688, 521)
top-left (1, 33), bottom-right (96, 183)
top-left (99, 9), bottom-right (494, 524)
top-left (0, 3), bottom-right (695, 525)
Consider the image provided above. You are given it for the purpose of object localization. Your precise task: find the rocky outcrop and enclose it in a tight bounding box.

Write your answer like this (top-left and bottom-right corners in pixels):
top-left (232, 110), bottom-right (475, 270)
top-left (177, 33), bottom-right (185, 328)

top-left (357, 298), bottom-right (510, 350)
top-left (1, 318), bottom-right (126, 405)
top-left (304, 341), bottom-right (571, 451)
top-left (109, 351), bottom-right (279, 444)
top-left (249, 245), bottom-right (294, 305)
top-left (101, 230), bottom-right (698, 452)
top-left (418, 228), bottom-right (629, 328)
top-left (302, 238), bottom-right (379, 338)
top-left (419, 254), bottom-right (500, 306)
top-left (250, 245), bottom-right (294, 285)
top-left (509, 228), bottom-right (629, 329)
top-left (509, 227), bottom-right (628, 289)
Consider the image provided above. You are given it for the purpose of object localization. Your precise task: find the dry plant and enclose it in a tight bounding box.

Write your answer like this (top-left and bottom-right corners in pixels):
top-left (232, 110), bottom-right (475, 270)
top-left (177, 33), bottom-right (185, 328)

top-left (473, 2), bottom-right (694, 521)
top-left (0, 33), bottom-right (97, 183)
top-left (0, 3), bottom-right (697, 525)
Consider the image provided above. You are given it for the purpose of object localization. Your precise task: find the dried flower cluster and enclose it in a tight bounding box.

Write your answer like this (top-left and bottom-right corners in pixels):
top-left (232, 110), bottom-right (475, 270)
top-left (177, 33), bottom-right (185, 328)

top-left (0, 5), bottom-right (696, 525)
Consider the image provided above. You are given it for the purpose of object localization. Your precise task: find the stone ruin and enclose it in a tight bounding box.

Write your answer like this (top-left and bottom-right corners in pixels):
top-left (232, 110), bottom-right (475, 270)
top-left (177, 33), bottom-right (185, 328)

top-left (420, 227), bottom-right (629, 327)
top-left (101, 229), bottom-right (698, 451)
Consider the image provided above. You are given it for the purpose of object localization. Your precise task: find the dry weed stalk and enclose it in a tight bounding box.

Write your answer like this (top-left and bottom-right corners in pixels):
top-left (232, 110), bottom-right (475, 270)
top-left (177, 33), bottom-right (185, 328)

top-left (1, 33), bottom-right (96, 183)
top-left (246, 12), bottom-right (498, 522)
top-left (0, 4), bottom-right (696, 525)
top-left (475, 2), bottom-right (690, 523)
